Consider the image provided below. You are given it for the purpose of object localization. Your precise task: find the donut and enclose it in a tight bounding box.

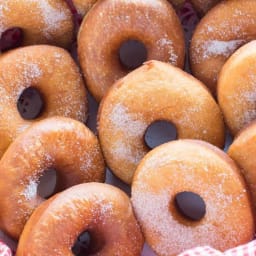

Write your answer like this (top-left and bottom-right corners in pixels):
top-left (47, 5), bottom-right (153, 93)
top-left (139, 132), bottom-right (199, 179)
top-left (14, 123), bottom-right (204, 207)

top-left (131, 140), bottom-right (255, 256)
top-left (0, 44), bottom-right (87, 158)
top-left (228, 121), bottom-right (256, 213)
top-left (190, 0), bottom-right (256, 94)
top-left (218, 41), bottom-right (256, 135)
top-left (98, 60), bottom-right (225, 184)
top-left (72, 0), bottom-right (98, 17)
top-left (16, 182), bottom-right (143, 256)
top-left (0, 116), bottom-right (105, 240)
top-left (77, 0), bottom-right (185, 101)
top-left (0, 0), bottom-right (74, 51)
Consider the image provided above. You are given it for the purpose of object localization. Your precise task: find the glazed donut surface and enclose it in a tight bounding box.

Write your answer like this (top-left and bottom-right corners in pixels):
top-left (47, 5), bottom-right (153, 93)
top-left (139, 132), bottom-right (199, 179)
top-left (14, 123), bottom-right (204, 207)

top-left (0, 117), bottom-right (105, 239)
top-left (132, 140), bottom-right (254, 256)
top-left (0, 0), bottom-right (74, 49)
top-left (0, 45), bottom-right (87, 158)
top-left (17, 183), bottom-right (144, 256)
top-left (98, 60), bottom-right (224, 184)
top-left (218, 41), bottom-right (256, 135)
top-left (190, 0), bottom-right (256, 94)
top-left (77, 0), bottom-right (185, 101)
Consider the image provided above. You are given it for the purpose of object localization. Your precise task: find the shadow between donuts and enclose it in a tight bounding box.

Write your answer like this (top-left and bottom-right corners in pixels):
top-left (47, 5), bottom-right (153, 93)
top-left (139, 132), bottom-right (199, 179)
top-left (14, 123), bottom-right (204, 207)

top-left (144, 120), bottom-right (178, 150)
top-left (0, 27), bottom-right (23, 53)
top-left (118, 39), bottom-right (148, 71)
top-left (71, 229), bottom-right (105, 256)
top-left (17, 87), bottom-right (45, 120)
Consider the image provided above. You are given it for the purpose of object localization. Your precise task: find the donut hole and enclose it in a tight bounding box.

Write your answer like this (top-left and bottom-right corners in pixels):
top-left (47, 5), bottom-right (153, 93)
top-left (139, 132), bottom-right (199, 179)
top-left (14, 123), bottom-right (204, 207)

top-left (171, 191), bottom-right (206, 223)
top-left (144, 120), bottom-right (177, 149)
top-left (37, 168), bottom-right (57, 199)
top-left (17, 87), bottom-right (45, 120)
top-left (72, 230), bottom-right (105, 256)
top-left (118, 39), bottom-right (148, 70)
top-left (0, 27), bottom-right (23, 52)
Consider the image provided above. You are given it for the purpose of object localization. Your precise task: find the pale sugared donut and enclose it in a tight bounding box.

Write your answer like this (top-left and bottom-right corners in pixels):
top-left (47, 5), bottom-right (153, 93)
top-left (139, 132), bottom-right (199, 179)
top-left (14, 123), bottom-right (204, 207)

top-left (131, 140), bottom-right (254, 256)
top-left (0, 0), bottom-right (74, 49)
top-left (218, 41), bottom-right (256, 136)
top-left (0, 117), bottom-right (105, 240)
top-left (190, 0), bottom-right (220, 15)
top-left (16, 183), bottom-right (144, 256)
top-left (77, 0), bottom-right (185, 101)
top-left (0, 45), bottom-right (87, 158)
top-left (72, 0), bottom-right (98, 16)
top-left (228, 121), bottom-right (256, 213)
top-left (190, 0), bottom-right (256, 94)
top-left (98, 60), bottom-right (225, 184)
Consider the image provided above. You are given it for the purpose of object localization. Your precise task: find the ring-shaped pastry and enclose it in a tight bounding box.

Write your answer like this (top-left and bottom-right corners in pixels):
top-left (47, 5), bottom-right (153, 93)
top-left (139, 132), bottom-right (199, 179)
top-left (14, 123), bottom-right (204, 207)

top-left (77, 0), bottom-right (185, 101)
top-left (0, 117), bottom-right (105, 239)
top-left (98, 60), bottom-right (224, 184)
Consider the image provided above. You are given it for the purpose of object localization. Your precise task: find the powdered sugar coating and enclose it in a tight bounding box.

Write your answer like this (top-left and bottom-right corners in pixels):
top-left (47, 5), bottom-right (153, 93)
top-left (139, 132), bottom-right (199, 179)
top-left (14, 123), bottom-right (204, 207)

top-left (190, 0), bottom-right (256, 93)
top-left (35, 0), bottom-right (69, 39)
top-left (0, 0), bottom-right (73, 48)
top-left (193, 39), bottom-right (244, 63)
top-left (21, 180), bottom-right (38, 201)
top-left (132, 140), bottom-right (254, 256)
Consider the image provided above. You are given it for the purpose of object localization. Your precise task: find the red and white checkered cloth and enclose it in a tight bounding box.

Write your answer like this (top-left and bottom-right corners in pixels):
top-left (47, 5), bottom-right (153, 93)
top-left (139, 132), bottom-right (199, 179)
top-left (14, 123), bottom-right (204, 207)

top-left (178, 240), bottom-right (256, 256)
top-left (0, 241), bottom-right (12, 256)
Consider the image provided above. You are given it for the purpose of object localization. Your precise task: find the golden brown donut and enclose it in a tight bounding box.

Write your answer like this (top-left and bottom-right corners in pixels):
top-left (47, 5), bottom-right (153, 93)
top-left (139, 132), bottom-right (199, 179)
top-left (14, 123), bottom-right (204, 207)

top-left (0, 45), bottom-right (87, 158)
top-left (132, 140), bottom-right (255, 256)
top-left (0, 0), bottom-right (74, 49)
top-left (228, 121), bottom-right (256, 213)
top-left (77, 0), bottom-right (185, 101)
top-left (72, 0), bottom-right (98, 16)
top-left (218, 41), bottom-right (256, 136)
top-left (98, 60), bottom-right (225, 184)
top-left (0, 117), bottom-right (105, 240)
top-left (190, 0), bottom-right (256, 94)
top-left (16, 183), bottom-right (144, 256)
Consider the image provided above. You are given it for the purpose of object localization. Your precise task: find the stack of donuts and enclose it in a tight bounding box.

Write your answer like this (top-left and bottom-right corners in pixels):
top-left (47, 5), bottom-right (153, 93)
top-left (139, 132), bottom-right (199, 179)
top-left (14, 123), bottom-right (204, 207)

top-left (0, 0), bottom-right (256, 255)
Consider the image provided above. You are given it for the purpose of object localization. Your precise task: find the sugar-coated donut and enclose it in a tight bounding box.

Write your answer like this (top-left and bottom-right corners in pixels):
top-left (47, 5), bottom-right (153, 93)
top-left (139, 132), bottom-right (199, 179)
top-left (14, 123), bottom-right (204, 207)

top-left (98, 60), bottom-right (225, 184)
top-left (77, 0), bottom-right (185, 101)
top-left (228, 121), bottom-right (256, 213)
top-left (72, 0), bottom-right (98, 16)
top-left (190, 0), bottom-right (256, 94)
top-left (131, 140), bottom-right (255, 256)
top-left (0, 117), bottom-right (105, 240)
top-left (0, 45), bottom-right (87, 158)
top-left (0, 0), bottom-right (74, 49)
top-left (16, 183), bottom-right (144, 256)
top-left (218, 41), bottom-right (256, 135)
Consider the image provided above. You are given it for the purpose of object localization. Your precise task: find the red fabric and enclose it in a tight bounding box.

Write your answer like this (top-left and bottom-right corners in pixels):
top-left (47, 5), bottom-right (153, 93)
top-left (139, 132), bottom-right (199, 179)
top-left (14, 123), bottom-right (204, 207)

top-left (0, 241), bottom-right (12, 256)
top-left (178, 240), bottom-right (256, 256)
